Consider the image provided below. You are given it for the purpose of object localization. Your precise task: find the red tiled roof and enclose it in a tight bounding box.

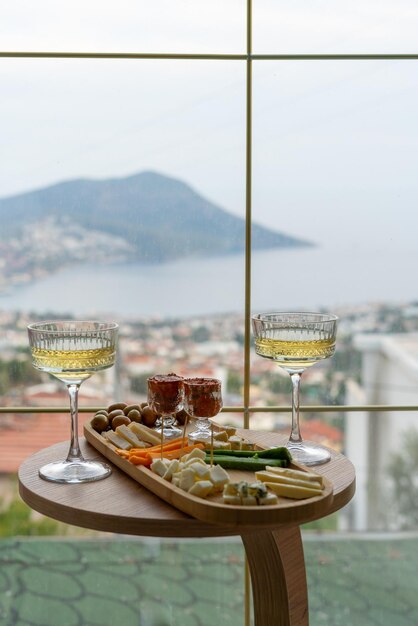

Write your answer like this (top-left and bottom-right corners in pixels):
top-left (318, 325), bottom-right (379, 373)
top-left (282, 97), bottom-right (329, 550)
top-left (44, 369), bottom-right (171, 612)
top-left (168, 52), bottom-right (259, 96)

top-left (301, 419), bottom-right (343, 445)
top-left (0, 412), bottom-right (93, 474)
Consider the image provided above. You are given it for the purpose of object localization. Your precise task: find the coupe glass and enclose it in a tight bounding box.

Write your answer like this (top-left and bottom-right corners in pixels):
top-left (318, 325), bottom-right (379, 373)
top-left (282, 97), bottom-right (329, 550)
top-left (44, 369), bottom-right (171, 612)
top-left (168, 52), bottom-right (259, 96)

top-left (28, 320), bottom-right (118, 483)
top-left (147, 374), bottom-right (183, 440)
top-left (252, 312), bottom-right (337, 466)
top-left (184, 377), bottom-right (223, 442)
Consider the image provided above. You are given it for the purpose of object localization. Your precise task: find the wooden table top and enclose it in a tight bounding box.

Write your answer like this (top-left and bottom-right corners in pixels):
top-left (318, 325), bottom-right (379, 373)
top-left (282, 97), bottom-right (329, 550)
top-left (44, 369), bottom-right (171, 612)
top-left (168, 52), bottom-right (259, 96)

top-left (18, 431), bottom-right (355, 538)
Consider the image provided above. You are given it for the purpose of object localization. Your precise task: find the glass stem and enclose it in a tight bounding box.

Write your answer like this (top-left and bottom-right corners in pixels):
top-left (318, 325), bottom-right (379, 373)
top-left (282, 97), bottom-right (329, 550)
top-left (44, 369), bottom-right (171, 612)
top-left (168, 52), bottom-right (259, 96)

top-left (66, 383), bottom-right (84, 462)
top-left (289, 372), bottom-right (303, 444)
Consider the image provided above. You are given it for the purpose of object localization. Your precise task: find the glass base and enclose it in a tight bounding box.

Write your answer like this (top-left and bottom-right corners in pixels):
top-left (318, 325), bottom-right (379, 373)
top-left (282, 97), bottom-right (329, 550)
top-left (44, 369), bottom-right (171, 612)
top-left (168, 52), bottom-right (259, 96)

top-left (188, 428), bottom-right (211, 442)
top-left (286, 442), bottom-right (331, 467)
top-left (39, 459), bottom-right (112, 484)
top-left (155, 424), bottom-right (183, 440)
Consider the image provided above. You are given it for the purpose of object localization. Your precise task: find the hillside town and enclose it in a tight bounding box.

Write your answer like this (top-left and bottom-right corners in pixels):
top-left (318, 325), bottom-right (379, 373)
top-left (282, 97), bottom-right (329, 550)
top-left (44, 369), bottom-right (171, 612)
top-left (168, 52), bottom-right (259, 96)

top-left (1, 300), bottom-right (418, 479)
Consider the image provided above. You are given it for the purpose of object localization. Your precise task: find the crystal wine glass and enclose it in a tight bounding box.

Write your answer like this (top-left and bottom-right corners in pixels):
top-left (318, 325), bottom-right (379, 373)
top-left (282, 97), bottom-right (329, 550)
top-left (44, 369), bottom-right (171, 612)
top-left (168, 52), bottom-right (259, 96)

top-left (184, 377), bottom-right (223, 443)
top-left (28, 320), bottom-right (118, 483)
top-left (147, 374), bottom-right (184, 440)
top-left (252, 312), bottom-right (337, 466)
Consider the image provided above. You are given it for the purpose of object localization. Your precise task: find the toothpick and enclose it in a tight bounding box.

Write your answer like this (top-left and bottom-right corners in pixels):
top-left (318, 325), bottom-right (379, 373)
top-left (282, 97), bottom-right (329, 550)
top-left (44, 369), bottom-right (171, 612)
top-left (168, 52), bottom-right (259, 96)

top-left (210, 422), bottom-right (214, 468)
top-left (181, 413), bottom-right (189, 453)
top-left (160, 416), bottom-right (164, 460)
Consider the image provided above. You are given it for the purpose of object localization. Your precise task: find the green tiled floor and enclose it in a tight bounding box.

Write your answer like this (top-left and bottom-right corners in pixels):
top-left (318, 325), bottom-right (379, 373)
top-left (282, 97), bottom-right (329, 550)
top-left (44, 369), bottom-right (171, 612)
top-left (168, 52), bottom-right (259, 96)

top-left (0, 535), bottom-right (417, 625)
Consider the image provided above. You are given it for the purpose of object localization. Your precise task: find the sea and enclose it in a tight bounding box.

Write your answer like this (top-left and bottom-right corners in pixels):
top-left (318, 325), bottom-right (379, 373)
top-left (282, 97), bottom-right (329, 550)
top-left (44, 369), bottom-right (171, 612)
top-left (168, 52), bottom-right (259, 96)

top-left (0, 245), bottom-right (416, 319)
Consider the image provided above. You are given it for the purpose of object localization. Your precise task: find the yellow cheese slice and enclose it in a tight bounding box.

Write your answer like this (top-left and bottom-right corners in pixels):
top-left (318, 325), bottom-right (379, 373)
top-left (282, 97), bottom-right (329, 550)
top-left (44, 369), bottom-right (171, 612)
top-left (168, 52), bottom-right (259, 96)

top-left (264, 466), bottom-right (324, 487)
top-left (115, 424), bottom-right (144, 447)
top-left (264, 481), bottom-right (323, 500)
top-left (129, 422), bottom-right (162, 446)
top-left (255, 471), bottom-right (324, 492)
top-left (103, 431), bottom-right (132, 450)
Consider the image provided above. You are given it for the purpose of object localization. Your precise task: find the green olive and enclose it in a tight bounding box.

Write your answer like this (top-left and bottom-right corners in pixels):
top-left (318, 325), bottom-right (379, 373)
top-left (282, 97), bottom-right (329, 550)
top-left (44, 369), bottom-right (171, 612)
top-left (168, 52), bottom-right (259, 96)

top-left (112, 415), bottom-right (131, 429)
top-left (127, 409), bottom-right (142, 423)
top-left (91, 414), bottom-right (110, 433)
top-left (107, 402), bottom-right (128, 413)
top-left (108, 409), bottom-right (125, 425)
top-left (141, 406), bottom-right (159, 427)
top-left (123, 404), bottom-right (141, 416)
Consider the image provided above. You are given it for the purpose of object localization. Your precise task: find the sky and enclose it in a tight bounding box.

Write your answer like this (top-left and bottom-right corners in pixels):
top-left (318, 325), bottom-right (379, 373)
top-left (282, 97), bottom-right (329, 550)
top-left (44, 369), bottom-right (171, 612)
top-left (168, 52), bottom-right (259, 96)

top-left (1, 1), bottom-right (418, 252)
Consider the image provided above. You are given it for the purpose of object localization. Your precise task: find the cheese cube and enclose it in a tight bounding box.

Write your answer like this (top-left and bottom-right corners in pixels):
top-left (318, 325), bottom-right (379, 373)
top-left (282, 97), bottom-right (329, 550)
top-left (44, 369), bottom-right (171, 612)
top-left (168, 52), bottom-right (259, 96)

top-left (228, 435), bottom-right (242, 450)
top-left (188, 481), bottom-right (213, 498)
top-left (179, 468), bottom-right (196, 491)
top-left (210, 441), bottom-right (232, 451)
top-left (163, 459), bottom-right (180, 482)
top-left (259, 493), bottom-right (278, 505)
top-left (189, 462), bottom-right (210, 480)
top-left (184, 457), bottom-right (207, 468)
top-left (223, 494), bottom-right (241, 505)
top-left (150, 458), bottom-right (170, 478)
top-left (240, 440), bottom-right (255, 451)
top-left (181, 448), bottom-right (206, 463)
top-left (242, 496), bottom-right (257, 506)
top-left (209, 464), bottom-right (230, 491)
top-left (213, 430), bottom-right (228, 442)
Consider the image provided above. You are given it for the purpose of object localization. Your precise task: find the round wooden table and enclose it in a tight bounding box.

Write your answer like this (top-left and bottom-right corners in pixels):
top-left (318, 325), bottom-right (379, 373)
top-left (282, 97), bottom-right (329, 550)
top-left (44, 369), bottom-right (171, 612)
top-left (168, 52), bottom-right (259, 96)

top-left (19, 431), bottom-right (355, 626)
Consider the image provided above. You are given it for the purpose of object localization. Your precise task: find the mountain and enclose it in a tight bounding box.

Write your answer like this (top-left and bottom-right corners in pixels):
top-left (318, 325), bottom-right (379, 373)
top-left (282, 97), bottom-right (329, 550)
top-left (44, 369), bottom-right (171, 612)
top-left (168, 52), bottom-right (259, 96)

top-left (0, 171), bottom-right (312, 283)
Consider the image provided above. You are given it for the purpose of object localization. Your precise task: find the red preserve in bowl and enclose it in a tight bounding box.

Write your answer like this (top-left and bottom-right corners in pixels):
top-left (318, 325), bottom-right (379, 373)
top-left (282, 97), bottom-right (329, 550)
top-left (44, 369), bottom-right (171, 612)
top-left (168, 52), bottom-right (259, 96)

top-left (147, 373), bottom-right (184, 415)
top-left (183, 377), bottom-right (222, 418)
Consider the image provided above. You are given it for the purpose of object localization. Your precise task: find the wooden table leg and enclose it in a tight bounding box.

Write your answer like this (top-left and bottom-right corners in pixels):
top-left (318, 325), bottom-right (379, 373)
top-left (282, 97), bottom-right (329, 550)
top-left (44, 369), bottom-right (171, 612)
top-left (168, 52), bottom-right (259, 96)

top-left (241, 526), bottom-right (309, 626)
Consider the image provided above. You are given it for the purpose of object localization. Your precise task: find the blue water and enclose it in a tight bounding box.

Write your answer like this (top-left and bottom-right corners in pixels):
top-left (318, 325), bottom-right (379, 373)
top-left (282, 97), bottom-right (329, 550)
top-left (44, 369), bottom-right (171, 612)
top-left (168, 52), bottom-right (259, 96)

top-left (0, 245), bottom-right (415, 318)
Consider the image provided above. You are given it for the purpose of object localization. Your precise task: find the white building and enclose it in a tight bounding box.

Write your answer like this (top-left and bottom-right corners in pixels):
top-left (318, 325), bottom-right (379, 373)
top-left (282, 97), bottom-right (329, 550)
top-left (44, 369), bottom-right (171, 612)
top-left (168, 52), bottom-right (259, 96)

top-left (345, 333), bottom-right (418, 530)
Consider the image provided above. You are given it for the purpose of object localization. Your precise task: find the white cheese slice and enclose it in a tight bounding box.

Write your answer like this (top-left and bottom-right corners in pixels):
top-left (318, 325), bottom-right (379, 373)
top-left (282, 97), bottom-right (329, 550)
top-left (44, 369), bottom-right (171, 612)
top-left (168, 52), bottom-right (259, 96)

top-left (129, 422), bottom-right (162, 446)
top-left (115, 424), bottom-right (143, 447)
top-left (103, 431), bottom-right (132, 450)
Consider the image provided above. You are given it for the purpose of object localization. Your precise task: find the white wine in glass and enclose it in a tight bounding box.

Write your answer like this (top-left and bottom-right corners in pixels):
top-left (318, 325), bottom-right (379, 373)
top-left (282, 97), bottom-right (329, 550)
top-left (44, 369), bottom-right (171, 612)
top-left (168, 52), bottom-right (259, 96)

top-left (28, 320), bottom-right (118, 483)
top-left (252, 312), bottom-right (337, 466)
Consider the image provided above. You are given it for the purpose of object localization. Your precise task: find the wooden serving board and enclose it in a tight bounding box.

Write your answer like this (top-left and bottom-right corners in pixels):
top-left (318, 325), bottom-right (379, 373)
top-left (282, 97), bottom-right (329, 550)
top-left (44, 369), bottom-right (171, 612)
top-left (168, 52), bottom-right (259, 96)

top-left (84, 421), bottom-right (334, 528)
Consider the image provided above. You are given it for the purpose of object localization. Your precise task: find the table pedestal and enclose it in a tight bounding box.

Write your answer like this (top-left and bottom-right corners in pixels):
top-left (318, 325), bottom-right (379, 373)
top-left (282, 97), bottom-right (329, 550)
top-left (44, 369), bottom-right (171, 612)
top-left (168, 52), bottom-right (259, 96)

top-left (242, 526), bottom-right (308, 626)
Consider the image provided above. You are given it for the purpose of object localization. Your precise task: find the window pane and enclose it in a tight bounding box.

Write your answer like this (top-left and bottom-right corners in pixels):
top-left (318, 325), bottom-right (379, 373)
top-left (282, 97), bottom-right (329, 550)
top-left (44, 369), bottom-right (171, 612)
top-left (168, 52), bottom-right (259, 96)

top-left (1, 0), bottom-right (245, 53)
top-left (254, 1), bottom-right (418, 54)
top-left (0, 59), bottom-right (247, 483)
top-left (250, 60), bottom-right (418, 454)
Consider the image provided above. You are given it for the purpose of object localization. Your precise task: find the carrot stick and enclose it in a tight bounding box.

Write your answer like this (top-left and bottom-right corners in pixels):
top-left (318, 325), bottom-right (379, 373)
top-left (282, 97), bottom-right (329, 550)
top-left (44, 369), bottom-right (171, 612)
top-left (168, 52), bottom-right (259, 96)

top-left (146, 443), bottom-right (204, 462)
top-left (128, 456), bottom-right (151, 466)
top-left (128, 439), bottom-right (185, 456)
top-left (115, 449), bottom-right (130, 458)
